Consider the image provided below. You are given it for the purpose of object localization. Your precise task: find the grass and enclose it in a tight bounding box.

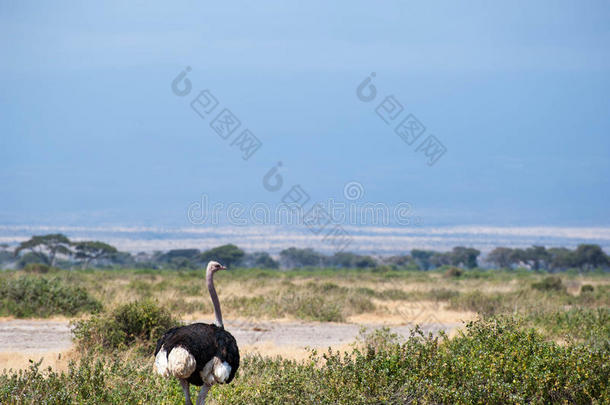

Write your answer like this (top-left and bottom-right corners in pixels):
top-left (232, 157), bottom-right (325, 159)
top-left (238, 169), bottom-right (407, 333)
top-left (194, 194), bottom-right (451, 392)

top-left (527, 307), bottom-right (610, 348)
top-left (0, 267), bottom-right (608, 403)
top-left (0, 318), bottom-right (608, 404)
top-left (224, 282), bottom-right (375, 322)
top-left (0, 275), bottom-right (101, 317)
top-left (0, 267), bottom-right (608, 324)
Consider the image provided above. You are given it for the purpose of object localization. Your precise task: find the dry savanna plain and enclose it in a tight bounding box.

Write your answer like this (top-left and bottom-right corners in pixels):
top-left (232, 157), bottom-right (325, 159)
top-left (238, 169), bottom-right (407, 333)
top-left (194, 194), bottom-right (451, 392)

top-left (0, 266), bottom-right (608, 404)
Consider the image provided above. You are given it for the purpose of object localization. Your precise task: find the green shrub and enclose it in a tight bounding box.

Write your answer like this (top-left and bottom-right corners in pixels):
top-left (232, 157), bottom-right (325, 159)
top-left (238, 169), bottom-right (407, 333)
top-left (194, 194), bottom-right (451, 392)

top-left (0, 356), bottom-right (183, 404)
top-left (531, 276), bottom-right (565, 292)
top-left (127, 280), bottom-right (153, 297)
top-left (444, 266), bottom-right (463, 278)
top-left (2, 318), bottom-right (608, 404)
top-left (426, 288), bottom-right (460, 301)
top-left (227, 292), bottom-right (346, 322)
top-left (165, 297), bottom-right (208, 314)
top-left (22, 263), bottom-right (51, 273)
top-left (0, 276), bottom-right (101, 317)
top-left (377, 288), bottom-right (410, 300)
top-left (213, 318), bottom-right (610, 404)
top-left (581, 284), bottom-right (595, 293)
top-left (372, 265), bottom-right (392, 273)
top-left (528, 307), bottom-right (610, 348)
top-left (72, 300), bottom-right (180, 353)
top-left (355, 286), bottom-right (376, 296)
top-left (448, 291), bottom-right (507, 317)
top-left (225, 282), bottom-right (375, 322)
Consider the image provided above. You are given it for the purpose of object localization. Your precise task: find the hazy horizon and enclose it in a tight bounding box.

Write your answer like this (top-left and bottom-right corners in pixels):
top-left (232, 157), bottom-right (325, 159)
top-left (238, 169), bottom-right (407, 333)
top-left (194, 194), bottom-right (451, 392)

top-left (2, 224), bottom-right (609, 255)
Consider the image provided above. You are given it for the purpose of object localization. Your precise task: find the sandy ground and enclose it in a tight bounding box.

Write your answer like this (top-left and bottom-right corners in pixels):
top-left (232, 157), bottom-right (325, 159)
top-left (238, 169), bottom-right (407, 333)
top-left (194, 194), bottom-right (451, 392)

top-left (0, 318), bottom-right (462, 372)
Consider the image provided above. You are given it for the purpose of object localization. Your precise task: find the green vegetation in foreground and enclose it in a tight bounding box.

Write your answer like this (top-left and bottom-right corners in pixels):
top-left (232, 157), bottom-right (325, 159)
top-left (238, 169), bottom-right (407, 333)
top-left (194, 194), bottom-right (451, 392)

top-left (1, 317), bottom-right (608, 404)
top-left (72, 300), bottom-right (181, 354)
top-left (0, 275), bottom-right (101, 317)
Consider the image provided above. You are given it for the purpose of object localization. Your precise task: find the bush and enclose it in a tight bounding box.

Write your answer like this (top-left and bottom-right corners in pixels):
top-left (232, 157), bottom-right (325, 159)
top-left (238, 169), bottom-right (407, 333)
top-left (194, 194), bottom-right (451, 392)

top-left (22, 263), bottom-right (51, 273)
top-left (427, 288), bottom-right (460, 301)
top-left (444, 266), bottom-right (463, 278)
top-left (448, 291), bottom-right (506, 317)
top-left (377, 288), bottom-right (410, 300)
top-left (372, 265), bottom-right (392, 273)
top-left (581, 284), bottom-right (595, 293)
top-left (0, 356), bottom-right (183, 404)
top-left (225, 282), bottom-right (375, 322)
top-left (1, 318), bottom-right (608, 404)
top-left (73, 300), bottom-right (180, 353)
top-left (213, 318), bottom-right (609, 404)
top-left (0, 276), bottom-right (101, 317)
top-left (531, 276), bottom-right (565, 292)
top-left (528, 307), bottom-right (610, 348)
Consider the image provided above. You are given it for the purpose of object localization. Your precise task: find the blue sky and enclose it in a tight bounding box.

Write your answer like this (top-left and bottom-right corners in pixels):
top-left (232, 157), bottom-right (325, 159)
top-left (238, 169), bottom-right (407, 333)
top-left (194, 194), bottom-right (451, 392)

top-left (1, 1), bottom-right (609, 228)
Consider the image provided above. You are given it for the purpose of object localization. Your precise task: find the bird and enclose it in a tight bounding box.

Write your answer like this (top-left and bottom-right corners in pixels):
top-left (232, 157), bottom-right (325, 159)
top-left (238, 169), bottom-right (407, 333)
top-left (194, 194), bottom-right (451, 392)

top-left (154, 261), bottom-right (240, 405)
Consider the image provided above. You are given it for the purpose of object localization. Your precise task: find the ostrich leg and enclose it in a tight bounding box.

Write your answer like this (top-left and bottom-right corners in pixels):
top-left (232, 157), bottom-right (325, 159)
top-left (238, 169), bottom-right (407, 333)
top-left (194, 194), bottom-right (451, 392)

top-left (179, 379), bottom-right (192, 405)
top-left (195, 384), bottom-right (210, 405)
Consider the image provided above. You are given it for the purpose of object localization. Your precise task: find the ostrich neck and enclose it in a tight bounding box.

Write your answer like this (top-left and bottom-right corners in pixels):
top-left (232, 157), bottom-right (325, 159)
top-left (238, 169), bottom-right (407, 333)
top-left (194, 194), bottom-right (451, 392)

top-left (206, 270), bottom-right (223, 327)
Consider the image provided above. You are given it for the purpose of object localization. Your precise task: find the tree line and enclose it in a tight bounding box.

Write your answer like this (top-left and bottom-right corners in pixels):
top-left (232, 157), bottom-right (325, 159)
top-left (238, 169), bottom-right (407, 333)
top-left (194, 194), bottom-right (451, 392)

top-left (0, 233), bottom-right (608, 272)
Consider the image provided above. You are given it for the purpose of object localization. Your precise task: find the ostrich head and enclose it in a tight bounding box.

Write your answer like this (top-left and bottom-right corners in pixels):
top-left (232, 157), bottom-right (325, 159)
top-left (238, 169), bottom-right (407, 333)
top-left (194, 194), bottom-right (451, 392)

top-left (206, 260), bottom-right (227, 274)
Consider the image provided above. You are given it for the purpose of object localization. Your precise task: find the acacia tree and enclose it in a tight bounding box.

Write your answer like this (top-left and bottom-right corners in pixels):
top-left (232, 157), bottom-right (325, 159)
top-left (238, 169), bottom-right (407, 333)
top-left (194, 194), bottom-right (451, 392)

top-left (573, 244), bottom-right (608, 270)
top-left (411, 249), bottom-right (436, 270)
top-left (449, 246), bottom-right (481, 269)
top-left (201, 244), bottom-right (245, 268)
top-left (486, 247), bottom-right (514, 269)
top-left (548, 247), bottom-right (575, 271)
top-left (14, 234), bottom-right (72, 267)
top-left (74, 241), bottom-right (118, 269)
top-left (279, 247), bottom-right (324, 268)
top-left (524, 246), bottom-right (549, 270)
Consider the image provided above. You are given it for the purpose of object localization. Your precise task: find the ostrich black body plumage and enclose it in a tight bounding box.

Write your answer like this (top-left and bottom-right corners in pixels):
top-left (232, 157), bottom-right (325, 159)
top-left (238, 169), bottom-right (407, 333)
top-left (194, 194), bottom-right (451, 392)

top-left (154, 323), bottom-right (239, 386)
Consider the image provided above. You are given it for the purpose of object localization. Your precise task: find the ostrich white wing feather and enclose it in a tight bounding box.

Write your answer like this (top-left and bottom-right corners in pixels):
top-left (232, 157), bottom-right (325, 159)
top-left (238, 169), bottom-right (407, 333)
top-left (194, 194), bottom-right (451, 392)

top-left (154, 347), bottom-right (169, 377)
top-left (167, 346), bottom-right (197, 379)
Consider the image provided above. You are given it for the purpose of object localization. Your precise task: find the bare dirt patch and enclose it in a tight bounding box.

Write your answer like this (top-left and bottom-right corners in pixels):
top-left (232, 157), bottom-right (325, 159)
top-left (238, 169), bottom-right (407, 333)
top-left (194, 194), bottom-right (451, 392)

top-left (0, 318), bottom-right (462, 370)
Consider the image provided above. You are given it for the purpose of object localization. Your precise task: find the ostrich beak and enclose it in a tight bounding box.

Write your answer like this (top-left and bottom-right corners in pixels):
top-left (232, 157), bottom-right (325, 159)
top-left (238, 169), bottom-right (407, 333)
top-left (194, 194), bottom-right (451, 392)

top-left (221, 265), bottom-right (227, 270)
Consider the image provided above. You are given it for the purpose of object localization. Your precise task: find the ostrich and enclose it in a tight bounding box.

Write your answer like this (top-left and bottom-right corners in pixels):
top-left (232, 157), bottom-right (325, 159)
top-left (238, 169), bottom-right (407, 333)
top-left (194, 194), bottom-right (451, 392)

top-left (154, 261), bottom-right (240, 405)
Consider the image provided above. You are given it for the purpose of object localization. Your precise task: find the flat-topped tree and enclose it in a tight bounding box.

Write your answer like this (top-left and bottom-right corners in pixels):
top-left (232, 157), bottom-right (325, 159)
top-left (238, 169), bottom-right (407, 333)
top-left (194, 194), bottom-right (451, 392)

top-left (573, 244), bottom-right (609, 270)
top-left (200, 244), bottom-right (244, 268)
top-left (74, 241), bottom-right (118, 269)
top-left (15, 234), bottom-right (72, 267)
top-left (486, 247), bottom-right (515, 269)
